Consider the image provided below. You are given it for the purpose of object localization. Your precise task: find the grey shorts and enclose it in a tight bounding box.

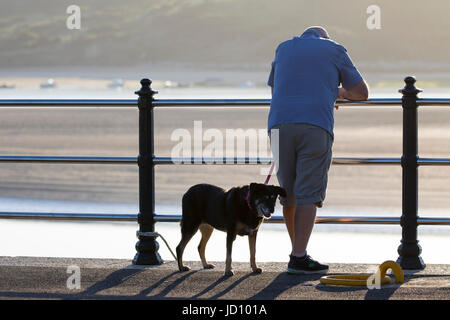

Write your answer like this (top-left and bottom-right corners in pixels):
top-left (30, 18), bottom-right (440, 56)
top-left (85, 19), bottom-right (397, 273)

top-left (269, 123), bottom-right (333, 206)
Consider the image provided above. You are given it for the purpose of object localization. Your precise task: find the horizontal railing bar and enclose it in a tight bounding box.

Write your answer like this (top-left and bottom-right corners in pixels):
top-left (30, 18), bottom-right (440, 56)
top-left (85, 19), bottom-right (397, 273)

top-left (153, 98), bottom-right (404, 107)
top-left (0, 99), bottom-right (137, 106)
top-left (155, 157), bottom-right (450, 166)
top-left (153, 215), bottom-right (407, 224)
top-left (0, 155), bottom-right (137, 164)
top-left (2, 156), bottom-right (450, 166)
top-left (155, 157), bottom-right (403, 165)
top-left (1, 98), bottom-right (450, 108)
top-left (418, 158), bottom-right (450, 165)
top-left (0, 212), bottom-right (449, 225)
top-left (156, 215), bottom-right (450, 225)
top-left (417, 98), bottom-right (450, 106)
top-left (0, 212), bottom-right (137, 221)
top-left (155, 99), bottom-right (270, 106)
top-left (332, 157), bottom-right (400, 165)
top-left (154, 157), bottom-right (273, 165)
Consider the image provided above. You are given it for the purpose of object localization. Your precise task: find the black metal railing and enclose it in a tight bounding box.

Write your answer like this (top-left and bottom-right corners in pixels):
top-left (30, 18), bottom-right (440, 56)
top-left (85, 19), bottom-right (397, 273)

top-left (1, 76), bottom-right (450, 269)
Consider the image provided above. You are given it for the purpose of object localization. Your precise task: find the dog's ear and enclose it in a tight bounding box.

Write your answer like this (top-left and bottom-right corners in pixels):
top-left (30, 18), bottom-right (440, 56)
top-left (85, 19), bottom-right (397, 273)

top-left (273, 186), bottom-right (287, 197)
top-left (249, 183), bottom-right (260, 193)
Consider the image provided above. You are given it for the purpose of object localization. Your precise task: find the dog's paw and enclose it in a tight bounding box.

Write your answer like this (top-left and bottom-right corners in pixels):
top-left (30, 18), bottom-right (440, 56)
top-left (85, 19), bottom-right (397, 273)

top-left (179, 266), bottom-right (191, 272)
top-left (224, 270), bottom-right (234, 277)
top-left (203, 263), bottom-right (215, 269)
top-left (252, 267), bottom-right (262, 274)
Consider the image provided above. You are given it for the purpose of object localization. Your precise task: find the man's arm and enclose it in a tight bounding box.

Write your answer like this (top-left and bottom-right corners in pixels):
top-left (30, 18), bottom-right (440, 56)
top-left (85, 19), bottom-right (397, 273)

top-left (338, 80), bottom-right (369, 100)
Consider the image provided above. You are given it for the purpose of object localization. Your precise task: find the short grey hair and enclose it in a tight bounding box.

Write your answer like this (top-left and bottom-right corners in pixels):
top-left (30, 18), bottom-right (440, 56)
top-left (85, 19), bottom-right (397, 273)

top-left (304, 26), bottom-right (329, 39)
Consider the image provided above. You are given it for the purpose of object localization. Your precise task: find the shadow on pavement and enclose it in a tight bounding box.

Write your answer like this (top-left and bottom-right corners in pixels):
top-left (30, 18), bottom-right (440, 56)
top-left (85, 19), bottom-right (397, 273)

top-left (137, 270), bottom-right (200, 299)
top-left (249, 273), bottom-right (323, 300)
top-left (191, 272), bottom-right (259, 300)
top-left (80, 268), bottom-right (145, 296)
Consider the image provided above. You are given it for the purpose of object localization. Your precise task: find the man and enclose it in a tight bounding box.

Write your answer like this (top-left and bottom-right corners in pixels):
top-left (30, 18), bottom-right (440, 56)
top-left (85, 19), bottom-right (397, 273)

top-left (268, 26), bottom-right (369, 274)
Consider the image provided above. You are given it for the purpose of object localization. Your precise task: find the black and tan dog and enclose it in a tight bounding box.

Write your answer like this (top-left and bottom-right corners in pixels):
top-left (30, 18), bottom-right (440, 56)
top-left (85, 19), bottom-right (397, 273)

top-left (176, 183), bottom-right (286, 276)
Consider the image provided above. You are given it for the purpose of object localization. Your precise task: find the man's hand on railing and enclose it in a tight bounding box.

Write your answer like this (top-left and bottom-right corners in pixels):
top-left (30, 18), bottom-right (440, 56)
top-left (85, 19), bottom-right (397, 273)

top-left (338, 80), bottom-right (370, 101)
top-left (336, 81), bottom-right (370, 110)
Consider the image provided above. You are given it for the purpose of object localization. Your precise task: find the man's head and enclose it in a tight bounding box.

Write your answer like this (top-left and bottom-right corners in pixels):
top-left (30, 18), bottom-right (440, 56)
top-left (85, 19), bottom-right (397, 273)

top-left (304, 26), bottom-right (329, 39)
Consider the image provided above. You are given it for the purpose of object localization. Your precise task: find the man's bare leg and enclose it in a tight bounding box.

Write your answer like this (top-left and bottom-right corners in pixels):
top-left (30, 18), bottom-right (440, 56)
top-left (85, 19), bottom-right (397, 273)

top-left (283, 205), bottom-right (295, 246)
top-left (292, 203), bottom-right (317, 256)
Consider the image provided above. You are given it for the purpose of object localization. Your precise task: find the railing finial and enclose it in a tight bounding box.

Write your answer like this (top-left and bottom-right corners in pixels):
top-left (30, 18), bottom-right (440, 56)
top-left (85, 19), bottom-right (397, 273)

top-left (399, 76), bottom-right (422, 96)
top-left (135, 78), bottom-right (158, 99)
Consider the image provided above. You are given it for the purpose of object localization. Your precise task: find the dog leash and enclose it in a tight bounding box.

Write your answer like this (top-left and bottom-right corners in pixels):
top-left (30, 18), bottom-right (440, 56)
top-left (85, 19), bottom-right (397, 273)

top-left (136, 231), bottom-right (178, 260)
top-left (264, 162), bottom-right (275, 185)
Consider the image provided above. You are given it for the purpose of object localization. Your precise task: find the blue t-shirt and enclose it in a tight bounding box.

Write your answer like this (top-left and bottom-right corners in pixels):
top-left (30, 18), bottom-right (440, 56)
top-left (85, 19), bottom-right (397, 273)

top-left (267, 30), bottom-right (363, 137)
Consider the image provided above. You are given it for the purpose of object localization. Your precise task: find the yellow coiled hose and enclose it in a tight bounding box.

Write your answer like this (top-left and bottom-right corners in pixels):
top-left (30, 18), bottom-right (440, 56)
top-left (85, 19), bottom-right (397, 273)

top-left (320, 260), bottom-right (404, 287)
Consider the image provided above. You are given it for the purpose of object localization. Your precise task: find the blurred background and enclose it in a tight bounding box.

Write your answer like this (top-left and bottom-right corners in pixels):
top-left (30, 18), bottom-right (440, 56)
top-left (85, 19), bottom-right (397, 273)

top-left (0, 0), bottom-right (449, 264)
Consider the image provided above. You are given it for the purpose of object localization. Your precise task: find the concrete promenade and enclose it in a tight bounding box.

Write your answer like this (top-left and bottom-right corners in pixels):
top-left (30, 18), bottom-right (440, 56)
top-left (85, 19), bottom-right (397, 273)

top-left (0, 256), bottom-right (449, 300)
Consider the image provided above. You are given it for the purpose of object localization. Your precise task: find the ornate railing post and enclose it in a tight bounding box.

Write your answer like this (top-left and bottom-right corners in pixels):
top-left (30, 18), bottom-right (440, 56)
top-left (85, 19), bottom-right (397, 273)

top-left (132, 78), bottom-right (163, 265)
top-left (397, 76), bottom-right (425, 269)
